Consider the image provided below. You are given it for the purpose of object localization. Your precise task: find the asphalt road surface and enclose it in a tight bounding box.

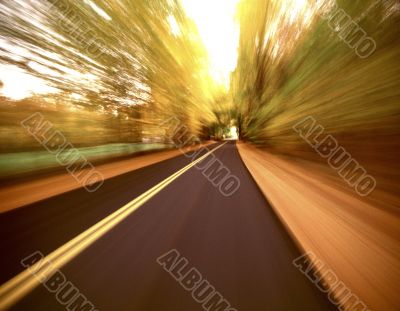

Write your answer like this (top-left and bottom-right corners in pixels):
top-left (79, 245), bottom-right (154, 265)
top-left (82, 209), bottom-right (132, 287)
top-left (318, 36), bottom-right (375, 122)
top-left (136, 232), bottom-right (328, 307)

top-left (0, 142), bottom-right (336, 310)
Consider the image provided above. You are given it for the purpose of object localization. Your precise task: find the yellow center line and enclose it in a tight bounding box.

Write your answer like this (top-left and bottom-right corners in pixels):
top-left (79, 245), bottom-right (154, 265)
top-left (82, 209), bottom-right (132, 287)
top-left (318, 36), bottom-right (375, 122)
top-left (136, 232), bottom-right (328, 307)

top-left (0, 142), bottom-right (227, 310)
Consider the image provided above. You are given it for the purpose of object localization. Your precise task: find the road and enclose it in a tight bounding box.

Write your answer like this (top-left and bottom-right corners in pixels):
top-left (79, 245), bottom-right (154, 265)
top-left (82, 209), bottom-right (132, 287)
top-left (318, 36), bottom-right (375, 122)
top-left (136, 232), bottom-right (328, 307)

top-left (0, 142), bottom-right (336, 310)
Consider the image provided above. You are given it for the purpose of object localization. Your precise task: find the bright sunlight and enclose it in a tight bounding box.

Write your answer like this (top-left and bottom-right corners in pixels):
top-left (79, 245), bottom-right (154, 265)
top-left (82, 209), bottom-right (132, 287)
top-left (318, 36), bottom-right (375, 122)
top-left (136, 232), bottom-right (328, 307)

top-left (181, 0), bottom-right (240, 89)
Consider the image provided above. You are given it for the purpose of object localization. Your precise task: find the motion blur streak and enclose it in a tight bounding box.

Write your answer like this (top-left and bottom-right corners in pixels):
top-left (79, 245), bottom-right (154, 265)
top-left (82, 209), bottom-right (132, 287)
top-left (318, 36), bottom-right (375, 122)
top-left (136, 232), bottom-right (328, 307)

top-left (0, 143), bottom-right (225, 310)
top-left (231, 1), bottom-right (400, 309)
top-left (0, 0), bottom-right (399, 311)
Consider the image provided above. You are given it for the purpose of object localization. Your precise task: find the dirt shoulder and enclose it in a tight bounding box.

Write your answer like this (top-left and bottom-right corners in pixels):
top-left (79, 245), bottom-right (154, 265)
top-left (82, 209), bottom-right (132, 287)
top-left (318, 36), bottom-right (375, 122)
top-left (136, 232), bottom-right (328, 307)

top-left (0, 142), bottom-right (215, 213)
top-left (237, 142), bottom-right (400, 311)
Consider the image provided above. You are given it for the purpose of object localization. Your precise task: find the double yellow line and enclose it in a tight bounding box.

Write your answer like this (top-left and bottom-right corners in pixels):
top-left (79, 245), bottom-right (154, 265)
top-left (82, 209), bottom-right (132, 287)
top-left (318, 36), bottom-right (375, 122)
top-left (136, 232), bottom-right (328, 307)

top-left (0, 142), bottom-right (227, 310)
